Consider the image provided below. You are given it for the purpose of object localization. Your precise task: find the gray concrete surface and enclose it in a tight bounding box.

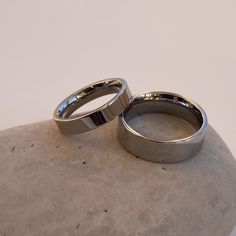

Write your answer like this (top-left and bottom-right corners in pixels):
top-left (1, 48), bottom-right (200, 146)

top-left (0, 118), bottom-right (236, 236)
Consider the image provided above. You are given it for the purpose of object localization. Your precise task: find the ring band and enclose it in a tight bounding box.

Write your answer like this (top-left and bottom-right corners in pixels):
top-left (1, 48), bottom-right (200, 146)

top-left (118, 91), bottom-right (208, 163)
top-left (53, 78), bottom-right (131, 134)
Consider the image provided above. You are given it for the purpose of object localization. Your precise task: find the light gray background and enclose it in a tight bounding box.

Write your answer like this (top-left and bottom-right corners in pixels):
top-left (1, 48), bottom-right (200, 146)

top-left (1, 0), bottom-right (235, 157)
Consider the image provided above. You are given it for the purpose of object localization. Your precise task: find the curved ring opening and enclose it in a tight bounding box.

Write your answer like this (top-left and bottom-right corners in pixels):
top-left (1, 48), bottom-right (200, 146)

top-left (122, 92), bottom-right (207, 142)
top-left (56, 79), bottom-right (123, 119)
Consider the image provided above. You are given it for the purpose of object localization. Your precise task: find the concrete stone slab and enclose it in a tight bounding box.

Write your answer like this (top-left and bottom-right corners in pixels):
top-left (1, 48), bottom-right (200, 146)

top-left (0, 118), bottom-right (236, 236)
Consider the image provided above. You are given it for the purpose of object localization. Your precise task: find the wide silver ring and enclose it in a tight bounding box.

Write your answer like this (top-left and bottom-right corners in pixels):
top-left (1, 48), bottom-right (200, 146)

top-left (53, 78), bottom-right (131, 134)
top-left (118, 91), bottom-right (208, 163)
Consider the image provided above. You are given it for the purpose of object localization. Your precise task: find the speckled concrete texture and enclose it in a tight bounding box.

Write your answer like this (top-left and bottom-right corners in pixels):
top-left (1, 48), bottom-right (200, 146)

top-left (0, 119), bottom-right (236, 236)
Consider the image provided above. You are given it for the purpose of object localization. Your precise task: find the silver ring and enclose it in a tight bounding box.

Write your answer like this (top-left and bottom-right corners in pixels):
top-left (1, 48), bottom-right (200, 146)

top-left (53, 78), bottom-right (131, 134)
top-left (118, 91), bottom-right (208, 163)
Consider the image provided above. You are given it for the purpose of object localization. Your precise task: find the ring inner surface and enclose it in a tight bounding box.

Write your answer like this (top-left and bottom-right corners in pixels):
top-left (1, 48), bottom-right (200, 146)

top-left (57, 80), bottom-right (122, 118)
top-left (124, 95), bottom-right (203, 141)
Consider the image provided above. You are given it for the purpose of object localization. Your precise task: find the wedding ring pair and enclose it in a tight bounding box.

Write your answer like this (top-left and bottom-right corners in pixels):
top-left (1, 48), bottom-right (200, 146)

top-left (53, 78), bottom-right (208, 163)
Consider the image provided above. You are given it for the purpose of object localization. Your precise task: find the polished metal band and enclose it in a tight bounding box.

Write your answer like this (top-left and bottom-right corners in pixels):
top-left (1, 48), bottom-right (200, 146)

top-left (118, 91), bottom-right (208, 163)
top-left (53, 78), bottom-right (131, 134)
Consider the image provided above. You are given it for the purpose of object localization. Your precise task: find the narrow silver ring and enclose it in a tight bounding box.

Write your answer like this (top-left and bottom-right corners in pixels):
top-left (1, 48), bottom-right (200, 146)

top-left (118, 91), bottom-right (208, 163)
top-left (53, 78), bottom-right (131, 134)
